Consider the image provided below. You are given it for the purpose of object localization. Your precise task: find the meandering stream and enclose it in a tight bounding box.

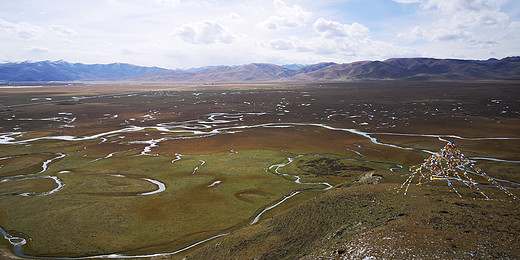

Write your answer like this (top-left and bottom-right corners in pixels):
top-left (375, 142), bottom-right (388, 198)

top-left (0, 153), bottom-right (67, 199)
top-left (1, 111), bottom-right (518, 258)
top-left (250, 154), bottom-right (333, 225)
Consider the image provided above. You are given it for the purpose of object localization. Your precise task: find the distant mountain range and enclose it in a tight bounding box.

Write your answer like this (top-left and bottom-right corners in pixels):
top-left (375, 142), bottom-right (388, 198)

top-left (0, 60), bottom-right (167, 82)
top-left (1, 57), bottom-right (519, 82)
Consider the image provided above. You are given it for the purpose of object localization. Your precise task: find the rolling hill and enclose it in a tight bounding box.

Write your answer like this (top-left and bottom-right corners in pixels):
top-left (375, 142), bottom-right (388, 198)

top-left (1, 57), bottom-right (519, 82)
top-left (0, 60), bottom-right (167, 82)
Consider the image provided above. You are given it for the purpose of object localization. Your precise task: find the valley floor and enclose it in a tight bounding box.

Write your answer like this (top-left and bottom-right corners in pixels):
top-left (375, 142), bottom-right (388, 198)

top-left (0, 81), bottom-right (518, 259)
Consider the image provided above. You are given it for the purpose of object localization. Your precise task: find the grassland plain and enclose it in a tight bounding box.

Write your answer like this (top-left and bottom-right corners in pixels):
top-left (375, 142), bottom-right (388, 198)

top-left (0, 81), bottom-right (519, 259)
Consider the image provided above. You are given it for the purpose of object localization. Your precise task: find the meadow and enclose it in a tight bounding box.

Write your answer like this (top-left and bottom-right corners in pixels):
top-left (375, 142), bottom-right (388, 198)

top-left (0, 81), bottom-right (518, 259)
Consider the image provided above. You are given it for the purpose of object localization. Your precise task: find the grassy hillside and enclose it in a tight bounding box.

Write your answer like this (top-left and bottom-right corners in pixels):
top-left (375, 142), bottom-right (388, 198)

top-left (181, 182), bottom-right (519, 259)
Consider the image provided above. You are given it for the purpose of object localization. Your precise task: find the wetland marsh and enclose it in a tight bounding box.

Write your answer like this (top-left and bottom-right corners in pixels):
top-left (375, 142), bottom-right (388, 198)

top-left (0, 81), bottom-right (519, 259)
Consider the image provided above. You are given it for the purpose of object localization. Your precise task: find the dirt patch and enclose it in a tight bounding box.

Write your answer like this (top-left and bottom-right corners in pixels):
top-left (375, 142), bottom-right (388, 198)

top-left (356, 171), bottom-right (383, 185)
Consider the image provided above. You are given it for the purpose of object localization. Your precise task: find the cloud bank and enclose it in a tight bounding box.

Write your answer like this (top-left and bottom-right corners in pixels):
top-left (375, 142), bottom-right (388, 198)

top-left (0, 0), bottom-right (518, 68)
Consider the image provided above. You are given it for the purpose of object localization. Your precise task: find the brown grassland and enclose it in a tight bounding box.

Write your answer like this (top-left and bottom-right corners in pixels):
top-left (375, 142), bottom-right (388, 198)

top-left (0, 81), bottom-right (519, 259)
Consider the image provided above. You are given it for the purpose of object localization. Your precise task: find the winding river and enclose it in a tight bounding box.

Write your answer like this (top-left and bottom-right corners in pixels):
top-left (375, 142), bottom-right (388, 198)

top-left (250, 154), bottom-right (333, 225)
top-left (0, 153), bottom-right (67, 199)
top-left (1, 111), bottom-right (519, 258)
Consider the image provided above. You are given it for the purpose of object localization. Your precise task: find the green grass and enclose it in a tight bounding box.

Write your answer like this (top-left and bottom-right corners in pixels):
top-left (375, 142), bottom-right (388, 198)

top-left (0, 177), bottom-right (58, 197)
top-left (0, 148), bottom-right (309, 257)
top-left (0, 153), bottom-right (56, 177)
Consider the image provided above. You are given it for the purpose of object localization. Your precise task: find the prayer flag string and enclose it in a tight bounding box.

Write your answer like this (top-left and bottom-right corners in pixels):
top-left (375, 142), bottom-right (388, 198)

top-left (399, 142), bottom-right (517, 200)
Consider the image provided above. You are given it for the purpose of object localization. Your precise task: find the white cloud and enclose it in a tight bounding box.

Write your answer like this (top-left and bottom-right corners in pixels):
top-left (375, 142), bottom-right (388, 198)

top-left (259, 0), bottom-right (312, 30)
top-left (431, 28), bottom-right (472, 41)
top-left (268, 39), bottom-right (294, 50)
top-left (226, 12), bottom-right (241, 22)
top-left (174, 20), bottom-right (234, 44)
top-left (423, 0), bottom-right (500, 12)
top-left (400, 0), bottom-right (510, 43)
top-left (265, 18), bottom-right (417, 63)
top-left (505, 21), bottom-right (520, 39)
top-left (49, 25), bottom-right (78, 36)
top-left (26, 45), bottom-right (51, 53)
top-left (392, 0), bottom-right (520, 60)
top-left (426, 0), bottom-right (509, 28)
top-left (313, 18), bottom-right (369, 39)
top-left (403, 25), bottom-right (472, 41)
top-left (0, 0), bottom-right (516, 68)
top-left (60, 38), bottom-right (75, 43)
top-left (393, 0), bottom-right (421, 3)
top-left (155, 0), bottom-right (180, 7)
top-left (0, 18), bottom-right (43, 40)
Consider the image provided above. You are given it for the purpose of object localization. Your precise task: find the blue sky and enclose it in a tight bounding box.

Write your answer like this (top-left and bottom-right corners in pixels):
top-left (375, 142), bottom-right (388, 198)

top-left (1, 0), bottom-right (519, 69)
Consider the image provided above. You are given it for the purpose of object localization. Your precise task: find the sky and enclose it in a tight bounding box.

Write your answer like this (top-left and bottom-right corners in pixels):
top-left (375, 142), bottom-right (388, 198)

top-left (1, 0), bottom-right (519, 69)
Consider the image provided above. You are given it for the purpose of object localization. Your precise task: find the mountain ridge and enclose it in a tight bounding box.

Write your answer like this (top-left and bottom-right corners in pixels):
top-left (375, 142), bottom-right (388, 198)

top-left (1, 57), bottom-right (519, 82)
top-left (0, 60), bottom-right (167, 82)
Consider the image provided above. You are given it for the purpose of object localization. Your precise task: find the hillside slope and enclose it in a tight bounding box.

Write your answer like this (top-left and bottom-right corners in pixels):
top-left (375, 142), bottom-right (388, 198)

top-left (1, 57), bottom-right (519, 82)
top-left (181, 183), bottom-right (519, 259)
top-left (0, 60), bottom-right (167, 81)
top-left (134, 57), bottom-right (520, 82)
